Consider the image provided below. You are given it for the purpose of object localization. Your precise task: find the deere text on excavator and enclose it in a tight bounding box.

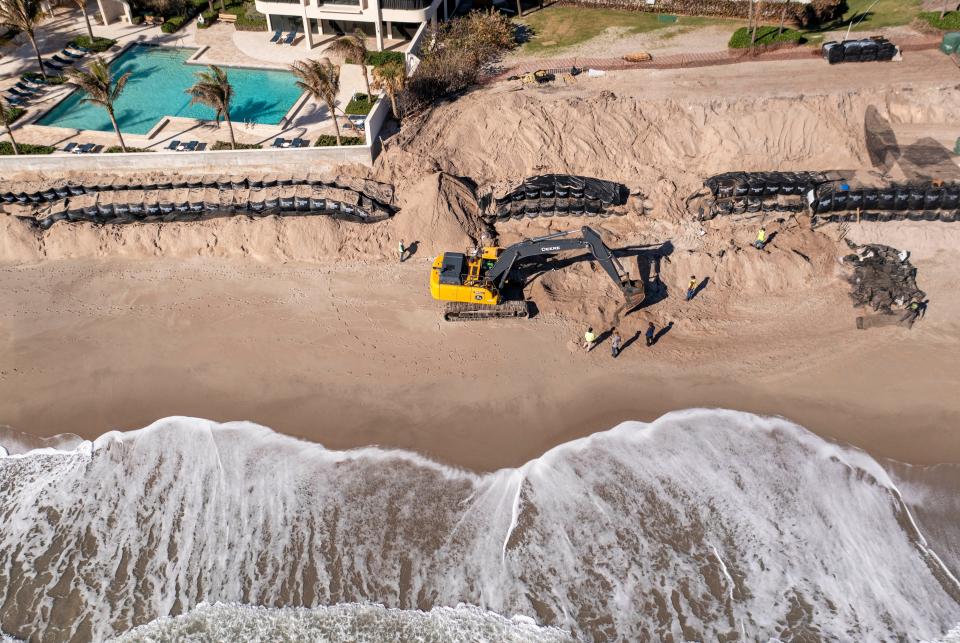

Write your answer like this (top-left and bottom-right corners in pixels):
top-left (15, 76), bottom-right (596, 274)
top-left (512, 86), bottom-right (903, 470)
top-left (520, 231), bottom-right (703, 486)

top-left (430, 226), bottom-right (644, 321)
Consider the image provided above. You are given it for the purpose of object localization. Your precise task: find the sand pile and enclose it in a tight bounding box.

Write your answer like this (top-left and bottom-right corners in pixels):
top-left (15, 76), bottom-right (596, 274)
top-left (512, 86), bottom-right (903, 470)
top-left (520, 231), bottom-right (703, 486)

top-left (378, 85), bottom-right (960, 215)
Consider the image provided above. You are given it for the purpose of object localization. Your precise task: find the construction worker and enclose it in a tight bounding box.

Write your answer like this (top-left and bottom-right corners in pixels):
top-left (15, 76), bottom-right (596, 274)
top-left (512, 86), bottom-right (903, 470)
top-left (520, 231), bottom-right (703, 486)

top-left (583, 327), bottom-right (597, 352)
top-left (900, 300), bottom-right (926, 327)
top-left (610, 330), bottom-right (622, 358)
top-left (645, 322), bottom-right (655, 347)
top-left (398, 240), bottom-right (406, 262)
top-left (755, 226), bottom-right (767, 250)
top-left (686, 276), bottom-right (697, 301)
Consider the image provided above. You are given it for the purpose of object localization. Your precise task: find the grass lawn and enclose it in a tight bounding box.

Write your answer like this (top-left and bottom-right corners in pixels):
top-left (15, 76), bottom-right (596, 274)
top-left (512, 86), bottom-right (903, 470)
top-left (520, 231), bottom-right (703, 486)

top-left (836, 0), bottom-right (923, 30)
top-left (517, 6), bottom-right (726, 55)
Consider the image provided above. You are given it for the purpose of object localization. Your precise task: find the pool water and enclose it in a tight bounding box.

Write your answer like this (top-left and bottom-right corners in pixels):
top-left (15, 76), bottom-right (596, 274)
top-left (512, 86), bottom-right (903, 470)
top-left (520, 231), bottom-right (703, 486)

top-left (38, 45), bottom-right (303, 135)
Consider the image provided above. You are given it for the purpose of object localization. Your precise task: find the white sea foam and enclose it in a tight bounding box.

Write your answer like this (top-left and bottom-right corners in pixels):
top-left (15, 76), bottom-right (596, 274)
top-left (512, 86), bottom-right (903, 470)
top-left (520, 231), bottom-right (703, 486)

top-left (110, 601), bottom-right (573, 642)
top-left (1, 409), bottom-right (959, 641)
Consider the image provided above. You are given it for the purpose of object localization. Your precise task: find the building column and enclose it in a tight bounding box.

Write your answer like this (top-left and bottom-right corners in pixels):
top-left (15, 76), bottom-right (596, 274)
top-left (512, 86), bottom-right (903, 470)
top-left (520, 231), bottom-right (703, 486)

top-left (266, 13), bottom-right (273, 31)
top-left (386, 20), bottom-right (392, 40)
top-left (372, 0), bottom-right (384, 51)
top-left (442, 0), bottom-right (447, 20)
top-left (430, 10), bottom-right (437, 28)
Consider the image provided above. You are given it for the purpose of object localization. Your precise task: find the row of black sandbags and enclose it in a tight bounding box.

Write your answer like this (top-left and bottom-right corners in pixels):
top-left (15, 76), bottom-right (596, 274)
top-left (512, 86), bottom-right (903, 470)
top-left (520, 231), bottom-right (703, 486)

top-left (710, 198), bottom-right (807, 215)
top-left (704, 171), bottom-right (828, 199)
top-left (815, 210), bottom-right (959, 223)
top-left (822, 37), bottom-right (897, 65)
top-left (2, 177), bottom-right (397, 215)
top-left (812, 184), bottom-right (960, 214)
top-left (34, 198), bottom-right (384, 230)
top-left (494, 175), bottom-right (627, 208)
top-left (490, 197), bottom-right (614, 220)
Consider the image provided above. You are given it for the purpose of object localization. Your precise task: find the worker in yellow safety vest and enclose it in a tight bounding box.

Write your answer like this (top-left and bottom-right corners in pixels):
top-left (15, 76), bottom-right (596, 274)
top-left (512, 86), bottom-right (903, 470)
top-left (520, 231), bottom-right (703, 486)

top-left (754, 226), bottom-right (767, 250)
top-left (583, 327), bottom-right (597, 352)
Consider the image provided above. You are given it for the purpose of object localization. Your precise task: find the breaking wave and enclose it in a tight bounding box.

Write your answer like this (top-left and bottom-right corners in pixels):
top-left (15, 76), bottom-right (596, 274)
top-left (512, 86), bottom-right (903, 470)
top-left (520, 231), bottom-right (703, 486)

top-left (1, 409), bottom-right (959, 642)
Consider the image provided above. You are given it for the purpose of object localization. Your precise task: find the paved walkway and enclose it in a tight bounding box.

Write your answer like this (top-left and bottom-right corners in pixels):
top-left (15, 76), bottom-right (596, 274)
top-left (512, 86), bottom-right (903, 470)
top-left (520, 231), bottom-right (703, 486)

top-left (492, 35), bottom-right (944, 80)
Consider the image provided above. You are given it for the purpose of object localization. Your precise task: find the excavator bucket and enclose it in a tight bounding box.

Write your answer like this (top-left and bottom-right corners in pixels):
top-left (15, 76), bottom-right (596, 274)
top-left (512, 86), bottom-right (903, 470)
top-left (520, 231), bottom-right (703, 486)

top-left (622, 281), bottom-right (645, 308)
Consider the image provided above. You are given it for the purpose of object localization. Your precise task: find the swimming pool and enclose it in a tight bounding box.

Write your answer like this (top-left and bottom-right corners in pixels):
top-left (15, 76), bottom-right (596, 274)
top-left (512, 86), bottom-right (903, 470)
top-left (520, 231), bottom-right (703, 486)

top-left (37, 45), bottom-right (303, 135)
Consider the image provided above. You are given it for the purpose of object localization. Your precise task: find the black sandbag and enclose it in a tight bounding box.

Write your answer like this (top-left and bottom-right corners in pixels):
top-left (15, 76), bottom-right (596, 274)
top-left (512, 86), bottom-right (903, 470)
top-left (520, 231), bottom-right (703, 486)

top-left (893, 188), bottom-right (911, 210)
top-left (747, 178), bottom-right (766, 196)
top-left (555, 184), bottom-right (569, 198)
top-left (525, 202), bottom-right (540, 218)
top-left (922, 210), bottom-right (939, 221)
top-left (231, 179), bottom-right (247, 190)
top-left (822, 41), bottom-right (843, 64)
top-left (173, 180), bottom-right (188, 189)
top-left (924, 188), bottom-right (944, 210)
top-left (175, 202), bottom-right (190, 212)
top-left (908, 210), bottom-right (925, 221)
top-left (862, 189), bottom-right (879, 210)
top-left (746, 197), bottom-right (762, 212)
top-left (538, 198), bottom-right (555, 214)
top-left (876, 211), bottom-right (895, 223)
top-left (97, 203), bottom-right (114, 216)
top-left (556, 198), bottom-right (570, 214)
top-left (908, 187), bottom-right (924, 210)
top-left (309, 197), bottom-right (326, 211)
top-left (861, 211), bottom-right (879, 222)
top-left (878, 189), bottom-right (895, 210)
top-left (264, 198), bottom-right (279, 210)
top-left (279, 177), bottom-right (294, 186)
top-left (28, 192), bottom-right (42, 203)
top-left (1, 192), bottom-right (15, 203)
top-left (187, 180), bottom-right (202, 189)
top-left (327, 201), bottom-right (341, 213)
top-left (524, 186), bottom-right (540, 200)
top-left (832, 191), bottom-right (848, 211)
top-left (129, 202), bottom-right (145, 215)
top-left (939, 211), bottom-right (958, 222)
top-left (847, 190), bottom-right (864, 210)
top-left (944, 187), bottom-right (960, 210)
top-left (114, 203), bottom-right (130, 215)
top-left (342, 203), bottom-right (355, 215)
top-left (279, 196), bottom-right (294, 209)
top-left (41, 189), bottom-right (56, 201)
top-left (814, 190), bottom-right (832, 214)
top-left (189, 202), bottom-right (204, 212)
top-left (295, 196), bottom-right (310, 211)
top-left (842, 41), bottom-right (861, 62)
top-left (249, 200), bottom-right (265, 212)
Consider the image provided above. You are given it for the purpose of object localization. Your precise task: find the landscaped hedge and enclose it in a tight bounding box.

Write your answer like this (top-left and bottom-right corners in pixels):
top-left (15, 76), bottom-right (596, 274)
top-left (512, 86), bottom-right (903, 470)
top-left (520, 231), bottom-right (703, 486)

top-left (69, 36), bottom-right (116, 52)
top-left (226, 1), bottom-right (267, 31)
top-left (0, 142), bottom-right (55, 155)
top-left (345, 93), bottom-right (377, 115)
top-left (105, 146), bottom-right (154, 153)
top-left (23, 72), bottom-right (66, 84)
top-left (729, 26), bottom-right (805, 49)
top-left (919, 11), bottom-right (960, 29)
top-left (159, 0), bottom-right (207, 33)
top-left (315, 135), bottom-right (363, 146)
top-left (554, 0), bottom-right (842, 26)
top-left (366, 51), bottom-right (404, 67)
top-left (6, 106), bottom-right (25, 123)
top-left (211, 141), bottom-right (262, 150)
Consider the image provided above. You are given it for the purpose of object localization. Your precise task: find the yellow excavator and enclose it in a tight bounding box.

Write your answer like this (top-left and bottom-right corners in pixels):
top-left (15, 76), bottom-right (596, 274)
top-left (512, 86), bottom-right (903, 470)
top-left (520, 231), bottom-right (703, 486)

top-left (430, 226), bottom-right (644, 321)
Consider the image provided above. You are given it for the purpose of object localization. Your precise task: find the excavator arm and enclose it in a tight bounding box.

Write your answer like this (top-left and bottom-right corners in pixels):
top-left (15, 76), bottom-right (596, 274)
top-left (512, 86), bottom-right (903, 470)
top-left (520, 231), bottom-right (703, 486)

top-left (487, 226), bottom-right (643, 301)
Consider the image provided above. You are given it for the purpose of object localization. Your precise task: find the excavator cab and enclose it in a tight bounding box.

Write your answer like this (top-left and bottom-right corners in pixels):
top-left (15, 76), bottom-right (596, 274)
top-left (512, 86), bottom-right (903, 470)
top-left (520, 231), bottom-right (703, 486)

top-left (430, 226), bottom-right (645, 321)
top-left (430, 247), bottom-right (502, 306)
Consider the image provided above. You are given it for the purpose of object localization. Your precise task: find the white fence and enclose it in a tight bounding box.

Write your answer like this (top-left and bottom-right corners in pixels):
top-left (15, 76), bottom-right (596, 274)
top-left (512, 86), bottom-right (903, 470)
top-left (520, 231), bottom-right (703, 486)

top-left (405, 22), bottom-right (430, 76)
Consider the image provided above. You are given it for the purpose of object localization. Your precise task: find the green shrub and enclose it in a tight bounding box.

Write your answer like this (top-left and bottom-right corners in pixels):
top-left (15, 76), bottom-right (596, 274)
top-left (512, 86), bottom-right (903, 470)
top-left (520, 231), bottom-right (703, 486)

top-left (314, 134), bottom-right (363, 146)
top-left (366, 50), bottom-right (404, 67)
top-left (5, 106), bottom-right (26, 123)
top-left (919, 11), bottom-right (960, 30)
top-left (161, 16), bottom-right (186, 32)
top-left (0, 142), bottom-right (55, 155)
top-left (23, 72), bottom-right (66, 84)
top-left (211, 141), bottom-right (261, 150)
top-left (728, 26), bottom-right (805, 49)
top-left (228, 2), bottom-right (267, 31)
top-left (69, 36), bottom-right (115, 52)
top-left (345, 93), bottom-right (376, 115)
top-left (104, 146), bottom-right (153, 153)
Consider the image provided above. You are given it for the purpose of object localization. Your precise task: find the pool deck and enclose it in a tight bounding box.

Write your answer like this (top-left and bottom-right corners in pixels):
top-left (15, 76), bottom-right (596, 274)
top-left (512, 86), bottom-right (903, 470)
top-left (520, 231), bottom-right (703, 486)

top-left (0, 5), bottom-right (392, 154)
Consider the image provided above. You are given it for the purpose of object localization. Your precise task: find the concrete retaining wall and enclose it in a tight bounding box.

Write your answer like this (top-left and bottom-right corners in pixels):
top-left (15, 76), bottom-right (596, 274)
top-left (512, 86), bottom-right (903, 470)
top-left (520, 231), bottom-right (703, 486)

top-left (0, 145), bottom-right (374, 174)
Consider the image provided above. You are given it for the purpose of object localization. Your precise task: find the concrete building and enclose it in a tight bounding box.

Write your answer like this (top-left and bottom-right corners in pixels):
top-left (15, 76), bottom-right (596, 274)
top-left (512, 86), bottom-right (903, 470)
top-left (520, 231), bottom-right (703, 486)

top-left (255, 0), bottom-right (458, 51)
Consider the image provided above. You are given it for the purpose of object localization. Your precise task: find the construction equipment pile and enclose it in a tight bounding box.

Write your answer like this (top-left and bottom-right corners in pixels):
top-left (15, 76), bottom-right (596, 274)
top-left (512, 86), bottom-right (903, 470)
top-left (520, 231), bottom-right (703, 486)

top-left (842, 240), bottom-right (925, 313)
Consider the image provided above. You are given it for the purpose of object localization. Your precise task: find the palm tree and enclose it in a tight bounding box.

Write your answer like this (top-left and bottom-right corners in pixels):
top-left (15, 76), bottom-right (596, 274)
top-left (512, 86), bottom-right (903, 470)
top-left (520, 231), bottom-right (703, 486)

top-left (327, 29), bottom-right (371, 99)
top-left (290, 58), bottom-right (342, 146)
top-left (777, 0), bottom-right (790, 36)
top-left (0, 0), bottom-right (48, 79)
top-left (372, 59), bottom-right (405, 119)
top-left (67, 0), bottom-right (94, 40)
top-left (186, 65), bottom-right (236, 149)
top-left (0, 98), bottom-right (20, 155)
top-left (67, 57), bottom-right (130, 152)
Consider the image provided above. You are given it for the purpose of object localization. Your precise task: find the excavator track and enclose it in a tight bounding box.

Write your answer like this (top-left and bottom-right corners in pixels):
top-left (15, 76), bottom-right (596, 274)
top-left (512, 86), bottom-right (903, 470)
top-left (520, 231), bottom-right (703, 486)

top-left (443, 300), bottom-right (529, 322)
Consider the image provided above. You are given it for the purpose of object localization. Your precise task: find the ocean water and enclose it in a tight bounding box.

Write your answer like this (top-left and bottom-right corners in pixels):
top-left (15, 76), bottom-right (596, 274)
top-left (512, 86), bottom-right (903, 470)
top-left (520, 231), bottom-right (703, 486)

top-left (0, 410), bottom-right (958, 642)
top-left (36, 45), bottom-right (302, 135)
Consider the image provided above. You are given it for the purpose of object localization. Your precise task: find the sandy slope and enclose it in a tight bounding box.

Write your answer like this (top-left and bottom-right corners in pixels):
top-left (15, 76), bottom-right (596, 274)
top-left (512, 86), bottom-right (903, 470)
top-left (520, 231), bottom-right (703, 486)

top-left (1, 52), bottom-right (959, 471)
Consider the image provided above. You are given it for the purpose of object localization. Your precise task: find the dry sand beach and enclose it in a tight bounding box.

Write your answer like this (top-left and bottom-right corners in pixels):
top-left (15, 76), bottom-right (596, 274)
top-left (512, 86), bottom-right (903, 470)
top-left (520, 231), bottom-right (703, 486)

top-left (2, 44), bottom-right (960, 642)
top-left (2, 50), bottom-right (959, 470)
